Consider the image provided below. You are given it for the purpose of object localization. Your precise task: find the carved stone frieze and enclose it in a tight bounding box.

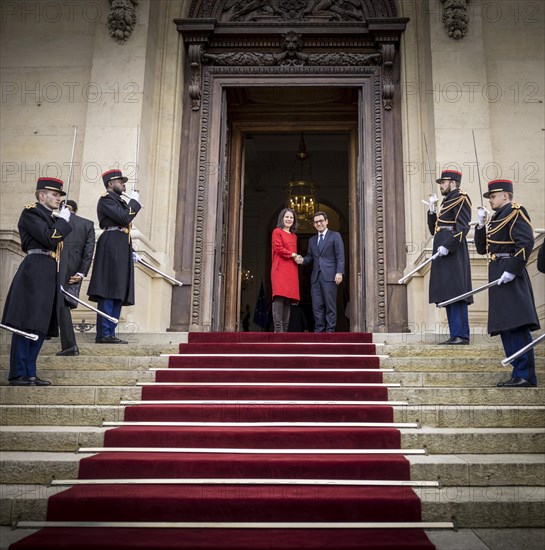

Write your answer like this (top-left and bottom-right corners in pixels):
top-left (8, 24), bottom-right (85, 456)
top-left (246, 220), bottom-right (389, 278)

top-left (203, 31), bottom-right (382, 67)
top-left (440, 0), bottom-right (470, 40)
top-left (108, 0), bottom-right (138, 44)
top-left (214, 0), bottom-right (396, 21)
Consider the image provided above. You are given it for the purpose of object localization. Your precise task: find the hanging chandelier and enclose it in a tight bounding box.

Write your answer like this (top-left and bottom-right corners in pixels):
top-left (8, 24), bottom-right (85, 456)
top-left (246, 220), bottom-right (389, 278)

top-left (285, 133), bottom-right (319, 230)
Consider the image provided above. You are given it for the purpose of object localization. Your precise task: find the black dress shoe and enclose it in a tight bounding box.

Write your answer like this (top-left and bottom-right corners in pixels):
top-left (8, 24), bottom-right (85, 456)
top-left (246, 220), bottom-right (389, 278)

top-left (8, 377), bottom-right (36, 386)
top-left (110, 336), bottom-right (128, 344)
top-left (56, 346), bottom-right (80, 356)
top-left (446, 337), bottom-right (470, 345)
top-left (496, 378), bottom-right (514, 387)
top-left (438, 337), bottom-right (454, 345)
top-left (501, 377), bottom-right (536, 388)
top-left (28, 377), bottom-right (51, 386)
top-left (95, 336), bottom-right (114, 344)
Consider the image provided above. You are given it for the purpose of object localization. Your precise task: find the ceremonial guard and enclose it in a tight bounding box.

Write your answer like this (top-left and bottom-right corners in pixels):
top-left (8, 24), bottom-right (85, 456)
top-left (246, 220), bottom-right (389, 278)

top-left (475, 179), bottom-right (540, 387)
top-left (88, 169), bottom-right (141, 343)
top-left (428, 169), bottom-right (473, 344)
top-left (2, 178), bottom-right (72, 385)
top-left (57, 200), bottom-right (95, 356)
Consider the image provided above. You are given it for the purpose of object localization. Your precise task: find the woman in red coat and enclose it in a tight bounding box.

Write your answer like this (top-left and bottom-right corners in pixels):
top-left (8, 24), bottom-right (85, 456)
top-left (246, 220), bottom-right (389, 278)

top-left (271, 208), bottom-right (300, 332)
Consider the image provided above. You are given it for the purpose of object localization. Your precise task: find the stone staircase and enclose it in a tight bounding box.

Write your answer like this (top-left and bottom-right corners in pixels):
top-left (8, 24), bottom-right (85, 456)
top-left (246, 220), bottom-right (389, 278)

top-left (1, 333), bottom-right (544, 539)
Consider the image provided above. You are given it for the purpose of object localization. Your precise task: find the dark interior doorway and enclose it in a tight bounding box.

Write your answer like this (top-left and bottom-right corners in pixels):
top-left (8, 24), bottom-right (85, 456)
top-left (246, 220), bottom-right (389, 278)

top-left (240, 132), bottom-right (350, 332)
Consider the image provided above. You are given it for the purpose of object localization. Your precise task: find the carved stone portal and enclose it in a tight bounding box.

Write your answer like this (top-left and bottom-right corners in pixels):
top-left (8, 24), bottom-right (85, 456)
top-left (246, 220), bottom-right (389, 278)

top-left (174, 0), bottom-right (408, 332)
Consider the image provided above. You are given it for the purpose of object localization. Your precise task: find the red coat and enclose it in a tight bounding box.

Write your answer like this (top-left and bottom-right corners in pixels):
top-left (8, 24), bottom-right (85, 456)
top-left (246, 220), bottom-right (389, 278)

top-left (271, 228), bottom-right (300, 302)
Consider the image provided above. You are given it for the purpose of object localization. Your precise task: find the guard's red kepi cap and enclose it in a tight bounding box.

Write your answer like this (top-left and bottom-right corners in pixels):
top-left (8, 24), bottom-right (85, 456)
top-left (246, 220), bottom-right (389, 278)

top-left (36, 177), bottom-right (66, 196)
top-left (102, 169), bottom-right (128, 187)
top-left (483, 179), bottom-right (513, 198)
top-left (436, 169), bottom-right (462, 183)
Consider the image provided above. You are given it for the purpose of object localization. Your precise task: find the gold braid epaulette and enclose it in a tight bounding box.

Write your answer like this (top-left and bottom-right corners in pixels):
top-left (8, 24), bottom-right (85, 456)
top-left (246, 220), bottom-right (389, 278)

top-left (24, 203), bottom-right (36, 209)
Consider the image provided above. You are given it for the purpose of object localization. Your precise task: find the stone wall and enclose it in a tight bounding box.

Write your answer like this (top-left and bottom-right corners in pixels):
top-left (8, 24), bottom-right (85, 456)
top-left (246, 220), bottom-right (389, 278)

top-left (0, 0), bottom-right (186, 333)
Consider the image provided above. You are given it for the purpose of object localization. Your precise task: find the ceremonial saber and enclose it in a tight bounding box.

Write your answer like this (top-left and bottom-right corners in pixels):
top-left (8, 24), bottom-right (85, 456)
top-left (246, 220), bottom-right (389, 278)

top-left (502, 333), bottom-right (545, 367)
top-left (60, 286), bottom-right (118, 324)
top-left (501, 334), bottom-right (545, 367)
top-left (398, 257), bottom-right (433, 284)
top-left (423, 133), bottom-right (434, 195)
top-left (65, 125), bottom-right (78, 202)
top-left (132, 125), bottom-right (140, 194)
top-left (137, 259), bottom-right (183, 287)
top-left (472, 130), bottom-right (484, 207)
top-left (438, 279), bottom-right (500, 307)
top-left (0, 323), bottom-right (39, 341)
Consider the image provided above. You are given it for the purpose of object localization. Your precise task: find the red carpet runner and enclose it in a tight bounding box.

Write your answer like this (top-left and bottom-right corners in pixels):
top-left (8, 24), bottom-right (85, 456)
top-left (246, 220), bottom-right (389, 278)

top-left (11, 332), bottom-right (435, 549)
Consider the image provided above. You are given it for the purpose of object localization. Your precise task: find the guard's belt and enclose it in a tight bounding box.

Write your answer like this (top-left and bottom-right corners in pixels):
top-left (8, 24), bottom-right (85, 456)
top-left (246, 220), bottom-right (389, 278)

top-left (436, 226), bottom-right (454, 232)
top-left (27, 249), bottom-right (55, 257)
top-left (490, 253), bottom-right (513, 260)
top-left (105, 226), bottom-right (130, 234)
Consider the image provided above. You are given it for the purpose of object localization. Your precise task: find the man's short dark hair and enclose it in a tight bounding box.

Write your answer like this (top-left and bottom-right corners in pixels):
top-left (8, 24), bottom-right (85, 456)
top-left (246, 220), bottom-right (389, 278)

top-left (313, 211), bottom-right (328, 221)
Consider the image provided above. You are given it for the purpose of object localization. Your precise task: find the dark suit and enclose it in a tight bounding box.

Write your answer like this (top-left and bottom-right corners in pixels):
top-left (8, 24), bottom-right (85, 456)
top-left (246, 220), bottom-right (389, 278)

top-left (303, 229), bottom-right (345, 332)
top-left (58, 213), bottom-right (95, 350)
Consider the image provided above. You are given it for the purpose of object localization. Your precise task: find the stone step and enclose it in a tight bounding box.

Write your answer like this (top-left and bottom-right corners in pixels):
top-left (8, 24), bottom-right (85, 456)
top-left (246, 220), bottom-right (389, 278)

top-left (4, 340), bottom-right (542, 359)
top-left (1, 426), bottom-right (543, 455)
top-left (1, 480), bottom-right (543, 527)
top-left (2, 385), bottom-right (544, 406)
top-left (1, 452), bottom-right (544, 488)
top-left (2, 404), bottom-right (543, 428)
top-left (3, 353), bottom-right (544, 373)
top-left (4, 368), bottom-right (545, 388)
top-left (0, 405), bottom-right (125, 426)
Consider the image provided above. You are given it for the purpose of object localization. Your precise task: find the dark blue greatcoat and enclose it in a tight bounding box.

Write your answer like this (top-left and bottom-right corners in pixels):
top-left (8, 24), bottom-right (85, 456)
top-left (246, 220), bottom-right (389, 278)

top-left (2, 203), bottom-right (72, 336)
top-left (474, 202), bottom-right (540, 335)
top-left (428, 189), bottom-right (473, 305)
top-left (87, 191), bottom-right (141, 306)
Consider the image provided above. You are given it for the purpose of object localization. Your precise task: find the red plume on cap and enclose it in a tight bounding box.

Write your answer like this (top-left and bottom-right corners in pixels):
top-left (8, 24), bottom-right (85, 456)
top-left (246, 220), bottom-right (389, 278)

top-left (36, 177), bottom-right (66, 196)
top-left (102, 169), bottom-right (128, 186)
top-left (436, 170), bottom-right (462, 184)
top-left (483, 179), bottom-right (513, 198)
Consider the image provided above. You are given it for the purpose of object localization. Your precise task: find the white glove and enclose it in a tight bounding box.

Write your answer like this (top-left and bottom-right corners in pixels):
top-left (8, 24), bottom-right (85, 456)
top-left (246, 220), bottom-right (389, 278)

top-left (497, 271), bottom-right (515, 285)
top-left (130, 190), bottom-right (140, 202)
top-left (428, 193), bottom-right (438, 213)
top-left (436, 246), bottom-right (449, 257)
top-left (58, 205), bottom-right (71, 222)
top-left (132, 251), bottom-right (141, 263)
top-left (477, 207), bottom-right (489, 227)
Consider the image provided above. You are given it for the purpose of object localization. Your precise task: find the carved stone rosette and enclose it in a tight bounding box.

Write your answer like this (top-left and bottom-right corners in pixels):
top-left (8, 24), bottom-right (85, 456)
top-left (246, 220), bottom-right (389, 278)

top-left (108, 0), bottom-right (138, 44)
top-left (440, 0), bottom-right (470, 40)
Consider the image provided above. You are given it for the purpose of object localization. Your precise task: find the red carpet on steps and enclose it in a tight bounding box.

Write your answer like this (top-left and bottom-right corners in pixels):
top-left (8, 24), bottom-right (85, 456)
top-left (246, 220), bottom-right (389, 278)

top-left (10, 332), bottom-right (435, 550)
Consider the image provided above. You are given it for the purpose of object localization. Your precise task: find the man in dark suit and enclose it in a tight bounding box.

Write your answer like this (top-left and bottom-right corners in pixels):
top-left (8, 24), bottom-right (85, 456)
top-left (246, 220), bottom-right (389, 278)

top-left (88, 169), bottom-right (141, 344)
top-left (56, 200), bottom-right (95, 356)
top-left (2, 177), bottom-right (72, 385)
top-left (299, 211), bottom-right (345, 332)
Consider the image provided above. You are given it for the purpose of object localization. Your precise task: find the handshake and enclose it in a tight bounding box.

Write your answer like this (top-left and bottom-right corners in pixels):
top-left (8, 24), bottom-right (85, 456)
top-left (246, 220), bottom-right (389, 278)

top-left (292, 254), bottom-right (304, 265)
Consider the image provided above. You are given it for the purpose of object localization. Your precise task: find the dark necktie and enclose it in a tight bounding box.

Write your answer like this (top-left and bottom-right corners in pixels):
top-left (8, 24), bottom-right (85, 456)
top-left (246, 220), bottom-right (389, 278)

top-left (318, 233), bottom-right (324, 251)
